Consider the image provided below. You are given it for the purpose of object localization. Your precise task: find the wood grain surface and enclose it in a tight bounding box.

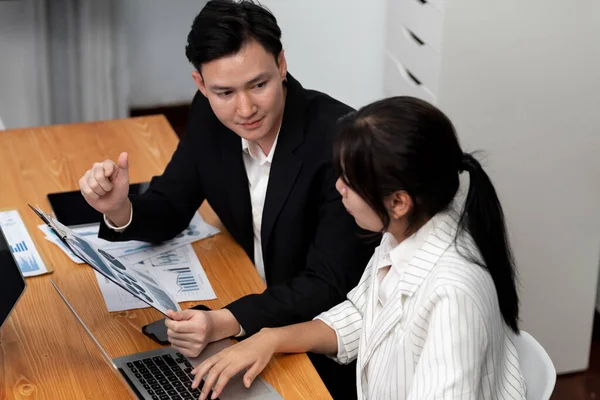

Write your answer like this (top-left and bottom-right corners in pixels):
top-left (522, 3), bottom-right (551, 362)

top-left (0, 116), bottom-right (331, 400)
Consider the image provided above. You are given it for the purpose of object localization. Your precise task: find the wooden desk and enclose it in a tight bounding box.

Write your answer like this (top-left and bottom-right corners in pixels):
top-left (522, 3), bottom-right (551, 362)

top-left (0, 116), bottom-right (331, 399)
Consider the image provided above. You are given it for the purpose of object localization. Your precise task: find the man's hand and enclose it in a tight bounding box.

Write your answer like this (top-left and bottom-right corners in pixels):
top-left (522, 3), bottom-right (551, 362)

top-left (165, 309), bottom-right (242, 358)
top-left (79, 151), bottom-right (131, 226)
top-left (191, 329), bottom-right (278, 400)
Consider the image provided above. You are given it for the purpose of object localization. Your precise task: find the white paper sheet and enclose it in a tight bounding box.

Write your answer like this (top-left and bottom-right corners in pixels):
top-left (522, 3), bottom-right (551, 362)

top-left (72, 212), bottom-right (220, 265)
top-left (95, 244), bottom-right (216, 312)
top-left (31, 206), bottom-right (181, 315)
top-left (70, 225), bottom-right (147, 253)
top-left (38, 224), bottom-right (85, 264)
top-left (0, 210), bottom-right (49, 277)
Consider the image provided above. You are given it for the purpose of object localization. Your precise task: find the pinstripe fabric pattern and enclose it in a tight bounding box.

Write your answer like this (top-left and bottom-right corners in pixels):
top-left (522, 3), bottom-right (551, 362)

top-left (316, 209), bottom-right (526, 399)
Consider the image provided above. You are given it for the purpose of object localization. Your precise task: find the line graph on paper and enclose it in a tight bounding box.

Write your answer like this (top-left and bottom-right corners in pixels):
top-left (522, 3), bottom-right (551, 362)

top-left (132, 244), bottom-right (216, 302)
top-left (148, 249), bottom-right (190, 267)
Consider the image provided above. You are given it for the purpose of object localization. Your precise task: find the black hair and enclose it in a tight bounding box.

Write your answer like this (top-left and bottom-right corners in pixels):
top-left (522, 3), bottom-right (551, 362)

top-left (334, 96), bottom-right (519, 333)
top-left (185, 0), bottom-right (282, 71)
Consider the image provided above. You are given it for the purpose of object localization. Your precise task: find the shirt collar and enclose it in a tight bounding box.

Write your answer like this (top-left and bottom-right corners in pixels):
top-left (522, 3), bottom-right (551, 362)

top-left (375, 184), bottom-right (468, 298)
top-left (241, 126), bottom-right (281, 165)
top-left (376, 216), bottom-right (437, 272)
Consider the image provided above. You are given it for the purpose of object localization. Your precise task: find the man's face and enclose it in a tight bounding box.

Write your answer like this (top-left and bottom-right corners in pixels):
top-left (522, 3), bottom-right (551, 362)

top-left (193, 40), bottom-right (287, 144)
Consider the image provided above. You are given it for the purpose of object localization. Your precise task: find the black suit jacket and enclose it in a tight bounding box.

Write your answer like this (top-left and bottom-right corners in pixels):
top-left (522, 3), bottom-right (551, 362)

top-left (99, 74), bottom-right (377, 335)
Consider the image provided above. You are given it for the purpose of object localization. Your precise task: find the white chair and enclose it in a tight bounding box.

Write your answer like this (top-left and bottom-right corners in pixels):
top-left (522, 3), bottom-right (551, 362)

top-left (514, 331), bottom-right (556, 400)
top-left (0, 117), bottom-right (4, 130)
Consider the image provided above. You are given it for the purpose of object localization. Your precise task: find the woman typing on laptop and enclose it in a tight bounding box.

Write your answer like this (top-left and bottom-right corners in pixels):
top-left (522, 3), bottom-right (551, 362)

top-left (191, 97), bottom-right (527, 399)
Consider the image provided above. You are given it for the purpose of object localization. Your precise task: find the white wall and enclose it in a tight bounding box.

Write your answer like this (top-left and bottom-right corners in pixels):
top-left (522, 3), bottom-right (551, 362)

top-left (261, 0), bottom-right (386, 109)
top-left (0, 0), bottom-right (50, 129)
top-left (116, 0), bottom-right (207, 108)
top-left (2, 1), bottom-right (386, 120)
top-left (119, 0), bottom-right (386, 110)
top-left (596, 269), bottom-right (600, 312)
top-left (438, 0), bottom-right (600, 373)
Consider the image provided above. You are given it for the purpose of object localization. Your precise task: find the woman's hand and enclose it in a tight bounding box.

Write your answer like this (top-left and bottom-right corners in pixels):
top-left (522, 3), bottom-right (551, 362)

top-left (191, 319), bottom-right (339, 399)
top-left (191, 329), bottom-right (278, 400)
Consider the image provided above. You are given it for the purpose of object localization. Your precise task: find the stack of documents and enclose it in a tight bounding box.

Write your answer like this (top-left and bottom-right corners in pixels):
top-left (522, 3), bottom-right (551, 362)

top-left (38, 211), bottom-right (220, 312)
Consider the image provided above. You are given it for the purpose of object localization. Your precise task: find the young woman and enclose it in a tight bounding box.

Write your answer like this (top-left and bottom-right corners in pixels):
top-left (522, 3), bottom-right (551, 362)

top-left (191, 97), bottom-right (527, 400)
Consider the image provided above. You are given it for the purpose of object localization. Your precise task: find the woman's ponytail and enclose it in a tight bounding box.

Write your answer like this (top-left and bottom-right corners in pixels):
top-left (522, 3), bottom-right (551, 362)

top-left (458, 153), bottom-right (519, 333)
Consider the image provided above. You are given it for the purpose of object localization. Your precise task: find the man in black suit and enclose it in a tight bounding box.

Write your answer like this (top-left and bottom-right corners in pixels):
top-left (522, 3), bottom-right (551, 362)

top-left (79, 1), bottom-right (375, 397)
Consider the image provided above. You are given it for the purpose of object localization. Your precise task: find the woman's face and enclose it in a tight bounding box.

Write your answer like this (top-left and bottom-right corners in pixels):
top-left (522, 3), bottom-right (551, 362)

top-left (335, 178), bottom-right (385, 232)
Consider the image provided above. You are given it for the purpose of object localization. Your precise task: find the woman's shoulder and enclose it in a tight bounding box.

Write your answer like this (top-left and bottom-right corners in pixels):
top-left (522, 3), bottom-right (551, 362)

top-left (423, 245), bottom-right (499, 315)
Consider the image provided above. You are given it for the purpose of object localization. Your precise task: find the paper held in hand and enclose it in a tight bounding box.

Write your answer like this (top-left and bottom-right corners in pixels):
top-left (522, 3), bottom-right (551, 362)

top-left (29, 205), bottom-right (181, 316)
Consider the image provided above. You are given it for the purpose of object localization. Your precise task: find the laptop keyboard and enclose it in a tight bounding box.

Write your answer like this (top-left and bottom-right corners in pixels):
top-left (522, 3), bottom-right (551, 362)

top-left (125, 353), bottom-right (218, 400)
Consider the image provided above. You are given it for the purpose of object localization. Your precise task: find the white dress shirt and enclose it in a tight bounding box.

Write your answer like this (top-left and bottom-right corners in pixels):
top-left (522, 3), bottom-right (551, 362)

top-left (374, 223), bottom-right (432, 319)
top-left (104, 208), bottom-right (133, 232)
top-left (106, 132), bottom-right (280, 338)
top-left (106, 133), bottom-right (280, 281)
top-left (316, 201), bottom-right (526, 399)
top-left (241, 133), bottom-right (279, 283)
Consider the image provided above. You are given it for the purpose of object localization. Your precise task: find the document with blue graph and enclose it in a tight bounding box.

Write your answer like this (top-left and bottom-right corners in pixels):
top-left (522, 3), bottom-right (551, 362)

top-left (0, 209), bottom-right (51, 277)
top-left (65, 213), bottom-right (220, 267)
top-left (94, 244), bottom-right (216, 312)
top-left (29, 205), bottom-right (180, 315)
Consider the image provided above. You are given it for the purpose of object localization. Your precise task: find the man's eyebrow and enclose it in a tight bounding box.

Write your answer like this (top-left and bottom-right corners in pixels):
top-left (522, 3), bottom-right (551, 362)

top-left (209, 73), bottom-right (270, 92)
top-left (209, 84), bottom-right (234, 92)
top-left (246, 72), bottom-right (270, 86)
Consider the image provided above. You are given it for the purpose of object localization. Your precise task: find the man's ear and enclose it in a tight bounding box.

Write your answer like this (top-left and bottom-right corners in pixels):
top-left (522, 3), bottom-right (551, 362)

top-left (192, 70), bottom-right (208, 98)
top-left (277, 50), bottom-right (288, 81)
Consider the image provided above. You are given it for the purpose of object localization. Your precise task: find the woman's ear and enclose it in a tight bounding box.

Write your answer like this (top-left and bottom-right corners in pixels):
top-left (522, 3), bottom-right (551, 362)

top-left (387, 191), bottom-right (413, 220)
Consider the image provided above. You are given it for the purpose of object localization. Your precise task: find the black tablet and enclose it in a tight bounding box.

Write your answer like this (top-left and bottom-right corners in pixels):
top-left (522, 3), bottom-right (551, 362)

top-left (0, 225), bottom-right (26, 330)
top-left (47, 182), bottom-right (150, 227)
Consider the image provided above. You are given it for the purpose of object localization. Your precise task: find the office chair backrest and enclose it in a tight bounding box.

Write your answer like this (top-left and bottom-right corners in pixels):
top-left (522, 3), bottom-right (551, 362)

top-left (514, 331), bottom-right (556, 400)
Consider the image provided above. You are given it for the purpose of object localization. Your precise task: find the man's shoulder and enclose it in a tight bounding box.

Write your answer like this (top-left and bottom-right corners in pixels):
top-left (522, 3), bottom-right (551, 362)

top-left (298, 88), bottom-right (353, 146)
top-left (183, 91), bottom-right (224, 140)
top-left (303, 88), bottom-right (354, 124)
top-left (188, 91), bottom-right (216, 118)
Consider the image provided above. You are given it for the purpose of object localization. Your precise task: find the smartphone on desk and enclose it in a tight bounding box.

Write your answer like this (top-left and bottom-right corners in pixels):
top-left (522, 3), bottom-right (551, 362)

top-left (142, 304), bottom-right (211, 345)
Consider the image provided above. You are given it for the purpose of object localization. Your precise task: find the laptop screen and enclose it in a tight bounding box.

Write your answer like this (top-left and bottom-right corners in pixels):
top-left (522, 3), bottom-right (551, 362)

top-left (0, 226), bottom-right (26, 329)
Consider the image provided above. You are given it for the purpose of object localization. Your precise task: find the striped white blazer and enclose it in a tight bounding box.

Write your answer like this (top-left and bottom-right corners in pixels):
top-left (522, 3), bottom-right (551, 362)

top-left (316, 208), bottom-right (526, 399)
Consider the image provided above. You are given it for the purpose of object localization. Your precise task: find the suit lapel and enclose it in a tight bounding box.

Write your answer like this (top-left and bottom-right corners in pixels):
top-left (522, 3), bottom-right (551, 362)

top-left (260, 75), bottom-right (305, 258)
top-left (360, 212), bottom-right (459, 370)
top-left (357, 246), bottom-right (381, 376)
top-left (219, 127), bottom-right (254, 260)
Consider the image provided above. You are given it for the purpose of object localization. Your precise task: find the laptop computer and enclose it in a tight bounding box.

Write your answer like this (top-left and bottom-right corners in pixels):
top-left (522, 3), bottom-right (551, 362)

top-left (50, 279), bottom-right (282, 400)
top-left (0, 225), bottom-right (26, 330)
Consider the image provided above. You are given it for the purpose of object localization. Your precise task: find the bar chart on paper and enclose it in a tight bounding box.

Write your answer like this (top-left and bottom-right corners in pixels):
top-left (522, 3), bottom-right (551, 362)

top-left (0, 210), bottom-right (50, 277)
top-left (15, 254), bottom-right (41, 273)
top-left (146, 247), bottom-right (215, 299)
top-left (10, 241), bottom-right (28, 253)
top-left (169, 267), bottom-right (200, 293)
